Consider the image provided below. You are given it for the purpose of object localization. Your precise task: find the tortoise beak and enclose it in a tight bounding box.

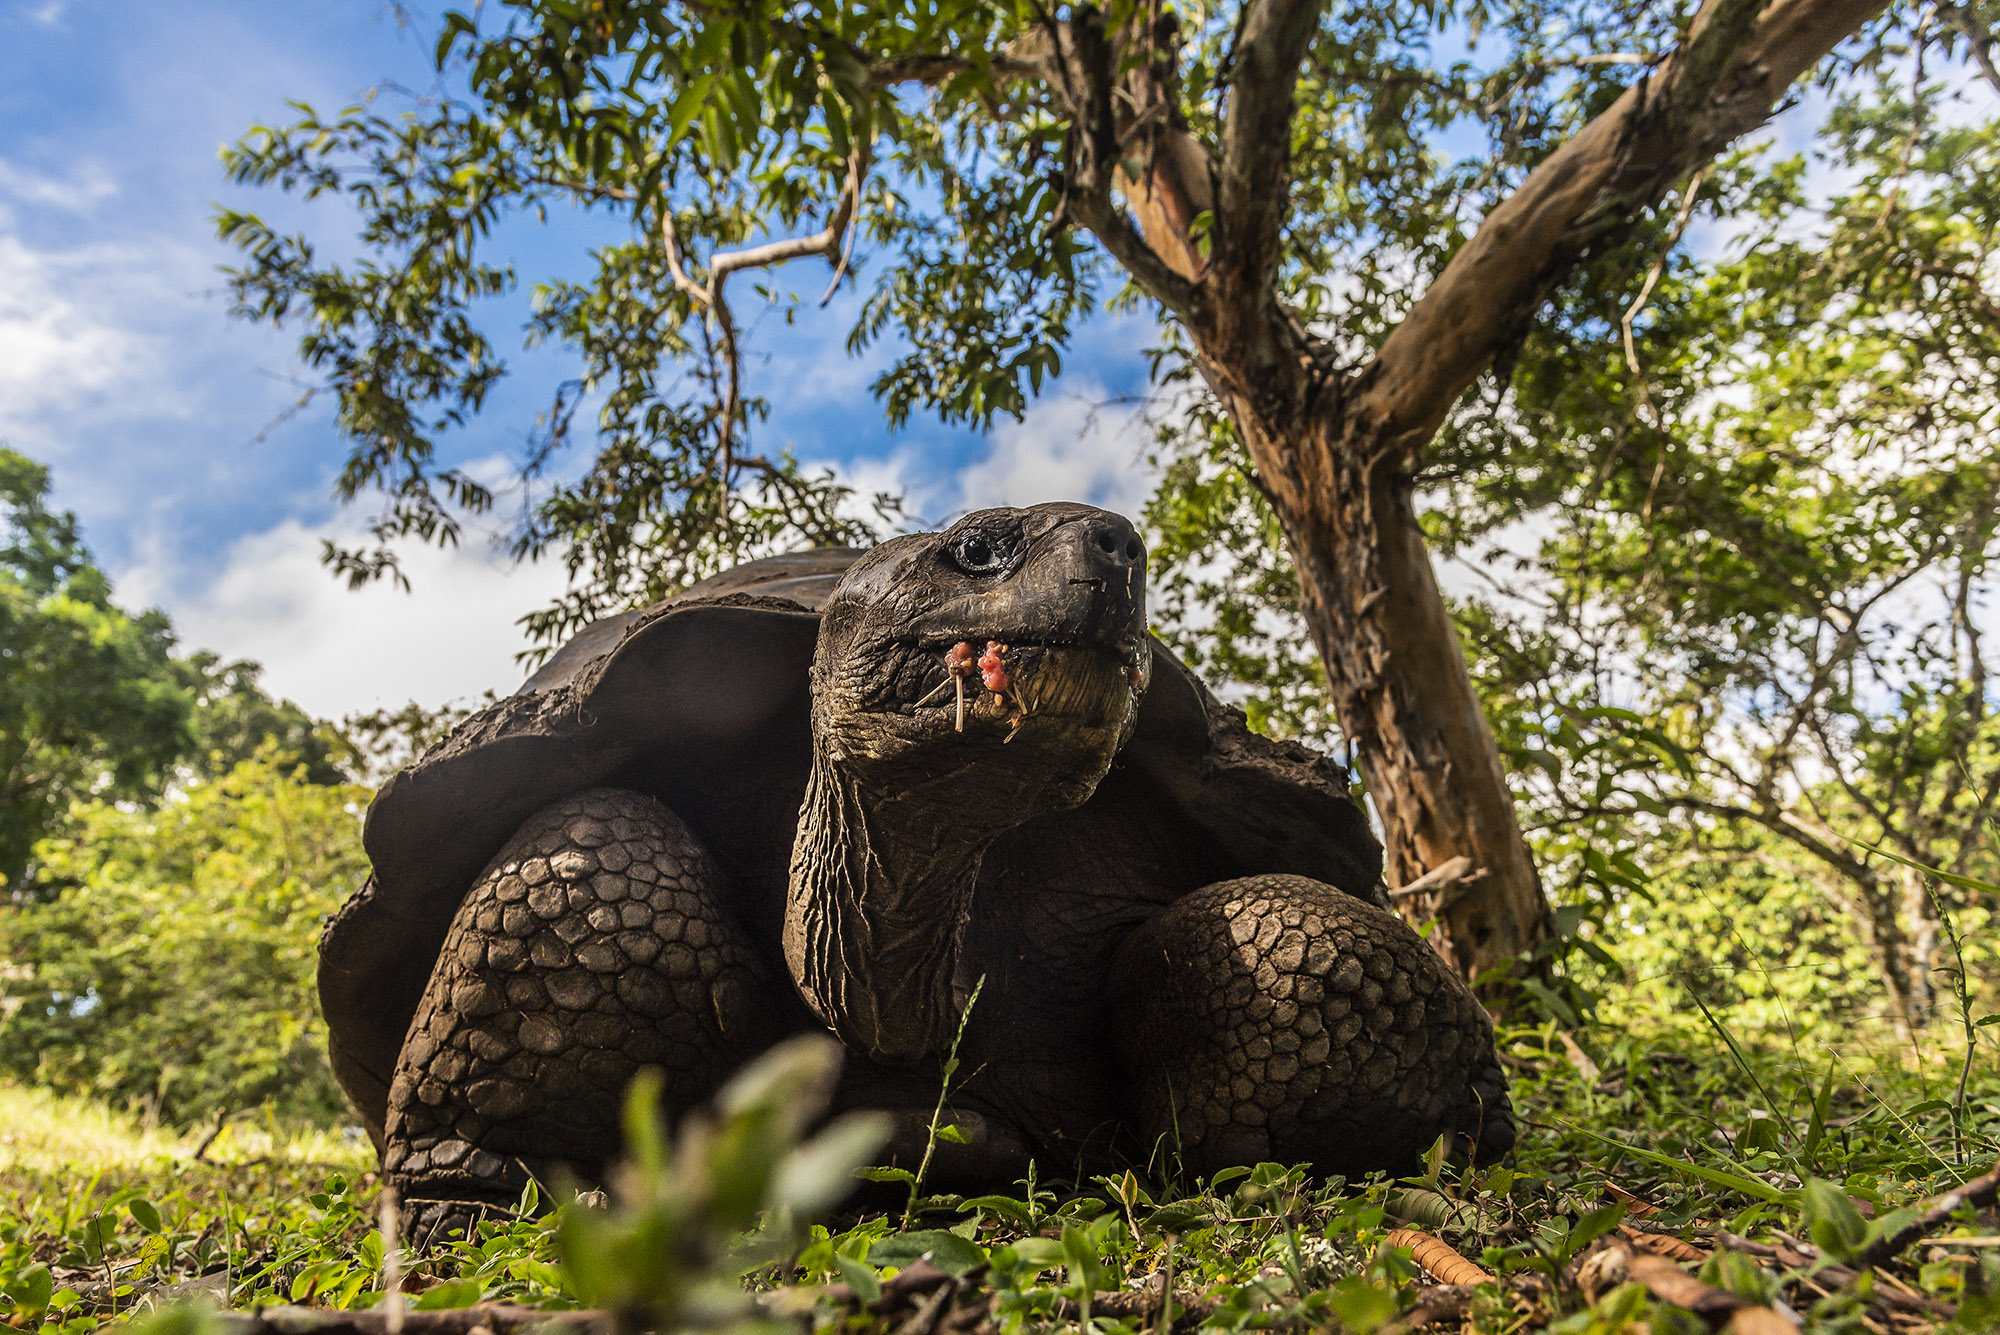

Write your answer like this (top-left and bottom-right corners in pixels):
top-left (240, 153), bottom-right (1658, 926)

top-left (1011, 508), bottom-right (1148, 652)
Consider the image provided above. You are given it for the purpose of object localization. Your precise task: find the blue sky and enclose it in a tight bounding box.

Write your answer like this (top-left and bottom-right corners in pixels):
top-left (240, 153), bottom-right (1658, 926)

top-left (0, 0), bottom-right (1162, 717)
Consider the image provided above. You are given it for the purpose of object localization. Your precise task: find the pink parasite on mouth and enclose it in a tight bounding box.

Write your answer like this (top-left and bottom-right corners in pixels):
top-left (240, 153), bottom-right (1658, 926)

top-left (978, 641), bottom-right (1011, 693)
top-left (944, 640), bottom-right (1011, 694)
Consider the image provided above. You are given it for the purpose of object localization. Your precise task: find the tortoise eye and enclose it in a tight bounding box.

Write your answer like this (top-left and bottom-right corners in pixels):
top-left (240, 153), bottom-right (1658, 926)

top-left (950, 533), bottom-right (1006, 575)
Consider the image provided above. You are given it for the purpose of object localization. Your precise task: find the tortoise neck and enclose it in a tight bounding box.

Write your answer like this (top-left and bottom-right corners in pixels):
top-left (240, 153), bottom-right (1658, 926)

top-left (782, 744), bottom-right (987, 1065)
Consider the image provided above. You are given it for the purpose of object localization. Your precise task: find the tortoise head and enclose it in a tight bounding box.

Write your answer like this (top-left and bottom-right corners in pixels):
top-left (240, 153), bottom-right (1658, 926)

top-left (784, 502), bottom-right (1152, 1062)
top-left (811, 502), bottom-right (1152, 808)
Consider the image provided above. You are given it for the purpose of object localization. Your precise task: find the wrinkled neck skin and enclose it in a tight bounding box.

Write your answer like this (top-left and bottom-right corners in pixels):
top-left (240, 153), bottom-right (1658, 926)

top-left (783, 744), bottom-right (997, 1066)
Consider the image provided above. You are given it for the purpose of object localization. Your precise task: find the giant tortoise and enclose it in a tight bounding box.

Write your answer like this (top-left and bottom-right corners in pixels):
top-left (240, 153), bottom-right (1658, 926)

top-left (320, 502), bottom-right (1511, 1234)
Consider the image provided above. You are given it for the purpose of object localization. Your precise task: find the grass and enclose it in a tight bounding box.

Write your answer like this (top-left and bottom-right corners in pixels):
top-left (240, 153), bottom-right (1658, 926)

top-left (1, 1014), bottom-right (1995, 1334)
top-left (0, 1087), bottom-right (364, 1174)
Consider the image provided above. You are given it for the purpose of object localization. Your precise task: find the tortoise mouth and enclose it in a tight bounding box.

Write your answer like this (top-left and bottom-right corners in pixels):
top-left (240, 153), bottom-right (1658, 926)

top-left (883, 636), bottom-right (1151, 738)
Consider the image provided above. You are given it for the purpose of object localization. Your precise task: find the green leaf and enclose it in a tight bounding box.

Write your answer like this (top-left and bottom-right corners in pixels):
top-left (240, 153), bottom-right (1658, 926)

top-left (128, 1198), bottom-right (163, 1234)
top-left (1005, 1236), bottom-right (1068, 1268)
top-left (1569, 1203), bottom-right (1628, 1257)
top-left (413, 1279), bottom-right (487, 1311)
top-left (1800, 1062), bottom-right (1835, 1173)
top-left (856, 1165), bottom-right (917, 1184)
top-left (6, 1265), bottom-right (53, 1315)
top-left (1061, 1221), bottom-right (1105, 1294)
top-left (1571, 1127), bottom-right (1792, 1203)
top-left (834, 1253), bottom-right (881, 1305)
top-left (619, 1068), bottom-right (668, 1178)
top-left (666, 73), bottom-right (716, 149)
top-left (1802, 1179), bottom-right (1869, 1262)
top-left (776, 1112), bottom-right (891, 1216)
top-left (869, 1230), bottom-right (986, 1276)
top-left (1328, 1277), bottom-right (1400, 1333)
top-left (1144, 1200), bottom-right (1217, 1234)
top-left (958, 1194), bottom-right (1037, 1226)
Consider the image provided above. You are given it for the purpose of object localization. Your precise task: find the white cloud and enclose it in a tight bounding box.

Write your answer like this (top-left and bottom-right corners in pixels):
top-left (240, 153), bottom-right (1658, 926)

top-left (0, 158), bottom-right (117, 215)
top-left (117, 516), bottom-right (572, 720)
top-left (952, 383), bottom-right (1157, 521)
top-left (0, 234), bottom-right (148, 415)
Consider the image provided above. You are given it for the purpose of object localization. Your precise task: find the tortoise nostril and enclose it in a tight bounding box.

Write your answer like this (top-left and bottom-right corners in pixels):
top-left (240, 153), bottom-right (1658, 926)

top-left (1125, 538), bottom-right (1142, 561)
top-left (1095, 530), bottom-right (1119, 555)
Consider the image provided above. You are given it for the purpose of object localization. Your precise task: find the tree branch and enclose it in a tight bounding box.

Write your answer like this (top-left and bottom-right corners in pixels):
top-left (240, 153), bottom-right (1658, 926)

top-left (865, 50), bottom-right (1048, 87)
top-left (657, 145), bottom-right (872, 484)
top-left (1112, 6), bottom-right (1218, 285)
top-left (1214, 0), bottom-right (1329, 300)
top-left (1364, 0), bottom-right (1890, 458)
top-left (1669, 794), bottom-right (1882, 891)
top-left (1849, 1157), bottom-right (2000, 1270)
top-left (1048, 7), bottom-right (1205, 320)
top-left (1939, 3), bottom-right (2000, 95)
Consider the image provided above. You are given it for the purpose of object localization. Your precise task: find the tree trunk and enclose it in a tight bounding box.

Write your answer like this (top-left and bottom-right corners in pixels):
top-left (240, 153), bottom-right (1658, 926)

top-left (1834, 867), bottom-right (1929, 1043)
top-left (1896, 865), bottom-right (1940, 1032)
top-left (1291, 441), bottom-right (1548, 974)
top-left (1198, 339), bottom-right (1552, 979)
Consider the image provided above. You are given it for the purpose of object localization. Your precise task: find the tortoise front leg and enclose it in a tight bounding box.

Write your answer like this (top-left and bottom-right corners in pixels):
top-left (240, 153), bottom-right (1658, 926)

top-left (383, 788), bottom-right (798, 1245)
top-left (1107, 875), bottom-right (1513, 1180)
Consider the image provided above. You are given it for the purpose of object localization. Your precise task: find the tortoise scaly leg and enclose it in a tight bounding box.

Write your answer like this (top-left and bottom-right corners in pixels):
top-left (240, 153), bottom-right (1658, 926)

top-left (382, 788), bottom-right (796, 1246)
top-left (1107, 875), bottom-right (1513, 1180)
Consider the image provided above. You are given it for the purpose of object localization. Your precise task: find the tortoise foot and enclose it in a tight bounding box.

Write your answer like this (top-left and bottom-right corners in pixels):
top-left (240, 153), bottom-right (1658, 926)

top-left (398, 1192), bottom-right (516, 1252)
top-left (1108, 874), bottom-right (1512, 1180)
top-left (381, 787), bottom-right (799, 1223)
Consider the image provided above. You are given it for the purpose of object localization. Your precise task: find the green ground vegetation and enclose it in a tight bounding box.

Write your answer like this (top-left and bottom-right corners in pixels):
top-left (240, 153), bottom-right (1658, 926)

top-left (1, 1004), bottom-right (1995, 1334)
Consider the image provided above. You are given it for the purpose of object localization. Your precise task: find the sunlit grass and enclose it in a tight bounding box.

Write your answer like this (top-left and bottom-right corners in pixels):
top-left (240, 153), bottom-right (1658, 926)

top-left (0, 1085), bottom-right (185, 1173)
top-left (0, 1083), bottom-right (370, 1174)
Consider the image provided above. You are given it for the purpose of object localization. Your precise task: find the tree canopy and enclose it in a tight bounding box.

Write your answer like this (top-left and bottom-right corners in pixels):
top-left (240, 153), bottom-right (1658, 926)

top-left (219, 0), bottom-right (1963, 980)
top-left (0, 450), bottom-right (192, 891)
top-left (0, 751), bottom-right (370, 1127)
top-left (0, 447), bottom-right (354, 893)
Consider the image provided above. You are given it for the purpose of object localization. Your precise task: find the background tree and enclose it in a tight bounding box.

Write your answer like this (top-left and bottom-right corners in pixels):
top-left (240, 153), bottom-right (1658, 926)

top-left (0, 750), bottom-right (370, 1128)
top-left (0, 448), bottom-right (361, 894)
top-left (0, 449), bottom-right (192, 893)
top-left (0, 452), bottom-right (374, 1125)
top-left (183, 654), bottom-right (351, 787)
top-left (1457, 60), bottom-right (1999, 1034)
top-left (221, 0), bottom-right (1926, 980)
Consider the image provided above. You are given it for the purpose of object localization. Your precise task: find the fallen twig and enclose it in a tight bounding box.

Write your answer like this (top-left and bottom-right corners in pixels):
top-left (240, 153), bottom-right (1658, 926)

top-left (1849, 1157), bottom-right (2000, 1271)
top-left (1589, 1242), bottom-right (1797, 1331)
